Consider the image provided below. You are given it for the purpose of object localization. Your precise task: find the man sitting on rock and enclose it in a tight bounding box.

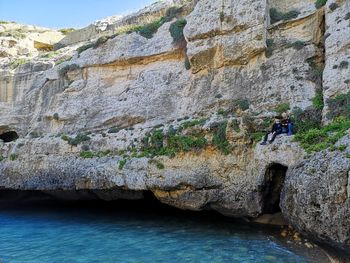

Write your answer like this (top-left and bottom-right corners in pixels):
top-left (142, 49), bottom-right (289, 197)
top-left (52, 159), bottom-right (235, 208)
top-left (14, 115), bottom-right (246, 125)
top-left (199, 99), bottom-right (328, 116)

top-left (260, 117), bottom-right (283, 145)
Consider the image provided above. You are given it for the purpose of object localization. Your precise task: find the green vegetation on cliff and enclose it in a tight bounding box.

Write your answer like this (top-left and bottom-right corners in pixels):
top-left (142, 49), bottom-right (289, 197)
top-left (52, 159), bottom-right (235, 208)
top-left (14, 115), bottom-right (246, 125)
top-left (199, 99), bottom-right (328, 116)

top-left (294, 117), bottom-right (350, 153)
top-left (315, 0), bottom-right (327, 9)
top-left (169, 19), bottom-right (187, 43)
top-left (269, 8), bottom-right (300, 24)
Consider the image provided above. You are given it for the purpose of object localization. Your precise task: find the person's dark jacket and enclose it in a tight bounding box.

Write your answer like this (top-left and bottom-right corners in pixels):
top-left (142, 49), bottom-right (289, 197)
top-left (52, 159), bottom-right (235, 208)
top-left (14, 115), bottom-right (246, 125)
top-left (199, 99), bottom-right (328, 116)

top-left (271, 122), bottom-right (283, 133)
top-left (282, 117), bottom-right (292, 129)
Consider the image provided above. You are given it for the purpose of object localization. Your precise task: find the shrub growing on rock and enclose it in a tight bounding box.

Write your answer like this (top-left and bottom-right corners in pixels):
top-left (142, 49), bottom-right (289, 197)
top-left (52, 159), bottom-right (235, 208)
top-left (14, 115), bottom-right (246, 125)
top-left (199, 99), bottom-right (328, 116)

top-left (232, 99), bottom-right (250, 111)
top-left (339, 60), bottom-right (349, 69)
top-left (93, 36), bottom-right (109, 49)
top-left (265, 39), bottom-right (275, 57)
top-left (136, 18), bottom-right (166, 39)
top-left (287, 40), bottom-right (306, 50)
top-left (294, 117), bottom-right (350, 153)
top-left (270, 8), bottom-right (300, 24)
top-left (184, 57), bottom-right (191, 70)
top-left (108, 127), bottom-right (120, 134)
top-left (312, 89), bottom-right (324, 110)
top-left (59, 64), bottom-right (80, 77)
top-left (169, 19), bottom-right (187, 43)
top-left (53, 113), bottom-right (59, 120)
top-left (329, 3), bottom-right (338, 11)
top-left (59, 28), bottom-right (75, 35)
top-left (76, 43), bottom-right (94, 54)
top-left (291, 107), bottom-right (322, 133)
top-left (118, 159), bottom-right (127, 170)
top-left (9, 154), bottom-right (17, 161)
top-left (315, 0), bottom-right (327, 9)
top-left (326, 92), bottom-right (350, 120)
top-left (61, 133), bottom-right (91, 146)
top-left (345, 12), bottom-right (350, 20)
top-left (211, 121), bottom-right (230, 155)
top-left (275, 103), bottom-right (290, 115)
top-left (10, 58), bottom-right (28, 70)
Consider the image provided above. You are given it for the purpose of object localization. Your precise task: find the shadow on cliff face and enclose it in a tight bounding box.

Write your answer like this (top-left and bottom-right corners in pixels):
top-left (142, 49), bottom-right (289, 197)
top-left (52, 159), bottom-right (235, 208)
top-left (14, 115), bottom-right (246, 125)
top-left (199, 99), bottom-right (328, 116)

top-left (262, 163), bottom-right (288, 214)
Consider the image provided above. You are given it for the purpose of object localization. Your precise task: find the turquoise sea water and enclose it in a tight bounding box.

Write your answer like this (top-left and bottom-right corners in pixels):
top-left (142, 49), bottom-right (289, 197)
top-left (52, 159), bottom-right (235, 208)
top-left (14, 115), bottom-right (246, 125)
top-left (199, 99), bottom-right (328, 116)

top-left (0, 202), bottom-right (319, 263)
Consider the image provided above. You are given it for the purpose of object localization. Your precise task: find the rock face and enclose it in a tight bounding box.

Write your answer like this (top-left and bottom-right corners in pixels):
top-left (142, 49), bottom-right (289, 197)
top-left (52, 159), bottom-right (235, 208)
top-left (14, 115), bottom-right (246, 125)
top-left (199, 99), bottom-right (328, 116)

top-left (323, 0), bottom-right (350, 121)
top-left (281, 134), bottom-right (350, 251)
top-left (0, 0), bottom-right (350, 254)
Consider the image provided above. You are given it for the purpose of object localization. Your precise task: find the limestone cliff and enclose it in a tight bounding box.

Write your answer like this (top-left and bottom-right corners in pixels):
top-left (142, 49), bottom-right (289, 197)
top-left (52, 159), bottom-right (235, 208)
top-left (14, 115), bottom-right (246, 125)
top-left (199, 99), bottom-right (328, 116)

top-left (0, 0), bottom-right (349, 254)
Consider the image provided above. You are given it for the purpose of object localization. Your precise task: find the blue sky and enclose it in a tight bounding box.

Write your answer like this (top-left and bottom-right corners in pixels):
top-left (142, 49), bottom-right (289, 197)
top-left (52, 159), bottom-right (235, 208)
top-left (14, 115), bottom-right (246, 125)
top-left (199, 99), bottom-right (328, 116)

top-left (0, 0), bottom-right (156, 29)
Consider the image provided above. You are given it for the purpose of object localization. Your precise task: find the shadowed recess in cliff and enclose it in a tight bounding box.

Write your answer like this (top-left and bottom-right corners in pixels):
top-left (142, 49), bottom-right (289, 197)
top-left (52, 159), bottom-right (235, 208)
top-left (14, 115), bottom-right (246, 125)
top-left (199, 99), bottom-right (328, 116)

top-left (0, 131), bottom-right (19, 143)
top-left (262, 163), bottom-right (288, 214)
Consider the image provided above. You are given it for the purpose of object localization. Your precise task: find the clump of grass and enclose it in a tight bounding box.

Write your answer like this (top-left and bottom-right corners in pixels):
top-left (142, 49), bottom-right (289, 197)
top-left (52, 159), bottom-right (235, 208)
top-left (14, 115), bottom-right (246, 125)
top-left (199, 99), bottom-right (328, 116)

top-left (231, 119), bottom-right (241, 133)
top-left (345, 12), bottom-right (350, 20)
top-left (249, 131), bottom-right (266, 145)
top-left (59, 63), bottom-right (80, 77)
top-left (80, 151), bottom-right (95, 159)
top-left (180, 118), bottom-right (206, 129)
top-left (315, 0), bottom-right (327, 9)
top-left (118, 159), bottom-right (127, 170)
top-left (287, 40), bottom-right (306, 50)
top-left (93, 36), bottom-right (109, 49)
top-left (53, 113), bottom-right (59, 120)
top-left (184, 56), bottom-right (191, 70)
top-left (294, 117), bottom-right (350, 153)
top-left (232, 99), bottom-right (250, 111)
top-left (55, 56), bottom-right (72, 66)
top-left (312, 89), bottom-right (324, 110)
top-left (136, 18), bottom-right (166, 39)
top-left (80, 150), bottom-right (111, 159)
top-left (211, 121), bottom-right (230, 155)
top-left (275, 103), bottom-right (290, 115)
top-left (0, 30), bottom-right (26, 39)
top-left (76, 43), bottom-right (94, 54)
top-left (291, 107), bottom-right (322, 133)
top-left (270, 8), bottom-right (300, 24)
top-left (265, 39), bottom-right (275, 58)
top-left (0, 21), bottom-right (10, 24)
top-left (148, 159), bottom-right (165, 170)
top-left (329, 3), bottom-right (338, 11)
top-left (10, 58), bottom-right (28, 70)
top-left (108, 127), bottom-right (120, 134)
top-left (61, 133), bottom-right (91, 146)
top-left (59, 28), bottom-right (75, 35)
top-left (132, 6), bottom-right (181, 39)
top-left (305, 57), bottom-right (324, 85)
top-left (9, 154), bottom-right (17, 161)
top-left (169, 19), bottom-right (187, 43)
top-left (337, 145), bottom-right (347, 151)
top-left (339, 60), bottom-right (349, 69)
top-left (326, 91), bottom-right (350, 120)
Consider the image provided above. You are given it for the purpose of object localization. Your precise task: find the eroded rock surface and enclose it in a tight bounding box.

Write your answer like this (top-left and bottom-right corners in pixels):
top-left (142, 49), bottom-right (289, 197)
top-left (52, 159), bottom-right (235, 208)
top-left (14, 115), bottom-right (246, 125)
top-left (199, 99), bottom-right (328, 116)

top-left (281, 134), bottom-right (350, 252)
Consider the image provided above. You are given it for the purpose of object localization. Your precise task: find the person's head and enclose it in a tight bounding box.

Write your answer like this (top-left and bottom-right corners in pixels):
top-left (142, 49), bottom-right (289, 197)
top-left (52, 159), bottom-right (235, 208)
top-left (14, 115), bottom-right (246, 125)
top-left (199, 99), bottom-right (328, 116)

top-left (282, 112), bottom-right (289, 119)
top-left (274, 118), bottom-right (281, 123)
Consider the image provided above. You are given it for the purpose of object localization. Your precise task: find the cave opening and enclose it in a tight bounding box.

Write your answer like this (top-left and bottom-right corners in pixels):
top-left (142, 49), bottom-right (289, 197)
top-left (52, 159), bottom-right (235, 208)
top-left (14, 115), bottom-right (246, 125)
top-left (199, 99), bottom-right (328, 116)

top-left (262, 163), bottom-right (288, 214)
top-left (0, 131), bottom-right (19, 143)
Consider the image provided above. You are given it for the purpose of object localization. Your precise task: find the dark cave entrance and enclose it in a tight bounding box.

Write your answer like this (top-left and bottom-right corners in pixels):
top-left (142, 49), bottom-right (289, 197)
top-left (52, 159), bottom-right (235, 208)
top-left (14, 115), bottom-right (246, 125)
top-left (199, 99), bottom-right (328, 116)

top-left (0, 131), bottom-right (19, 143)
top-left (262, 163), bottom-right (288, 214)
